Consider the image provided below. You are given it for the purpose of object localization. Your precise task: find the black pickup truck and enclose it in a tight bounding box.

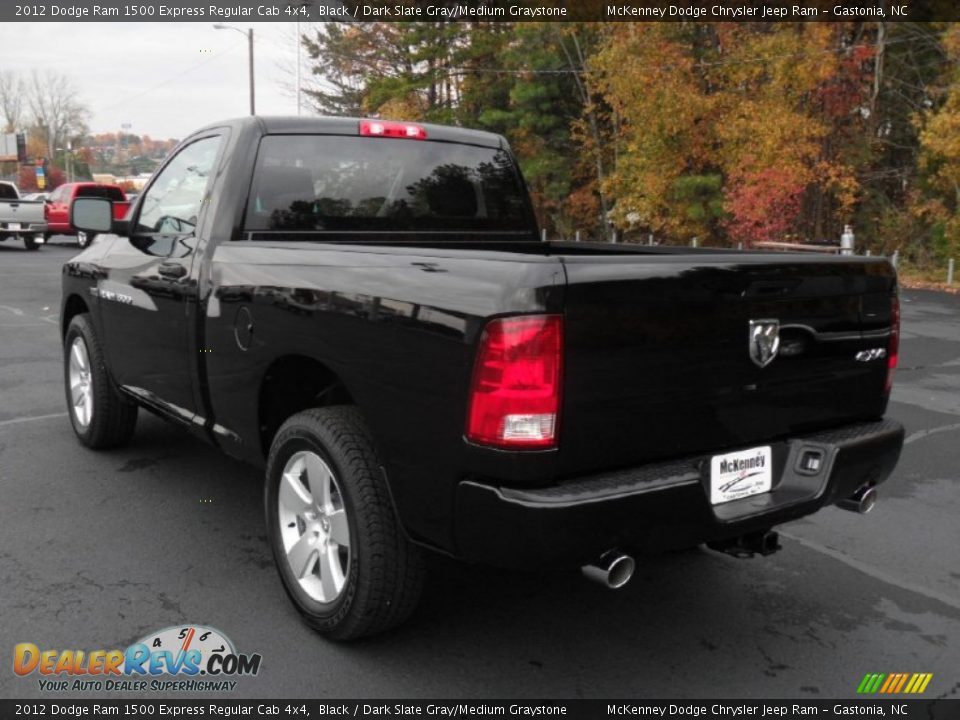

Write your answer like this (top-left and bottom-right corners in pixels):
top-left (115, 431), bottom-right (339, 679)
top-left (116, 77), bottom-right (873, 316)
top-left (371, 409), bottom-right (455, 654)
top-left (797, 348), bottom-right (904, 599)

top-left (62, 116), bottom-right (904, 640)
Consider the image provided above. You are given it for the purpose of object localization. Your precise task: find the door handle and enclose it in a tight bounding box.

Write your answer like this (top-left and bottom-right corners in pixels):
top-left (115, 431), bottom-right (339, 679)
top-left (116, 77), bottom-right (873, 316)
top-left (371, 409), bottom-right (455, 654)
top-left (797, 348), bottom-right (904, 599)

top-left (158, 262), bottom-right (188, 279)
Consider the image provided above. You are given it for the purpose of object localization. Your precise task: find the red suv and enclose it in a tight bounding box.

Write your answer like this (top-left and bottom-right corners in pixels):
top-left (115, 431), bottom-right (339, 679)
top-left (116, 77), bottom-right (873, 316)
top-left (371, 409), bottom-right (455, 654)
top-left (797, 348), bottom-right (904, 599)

top-left (45, 183), bottom-right (131, 248)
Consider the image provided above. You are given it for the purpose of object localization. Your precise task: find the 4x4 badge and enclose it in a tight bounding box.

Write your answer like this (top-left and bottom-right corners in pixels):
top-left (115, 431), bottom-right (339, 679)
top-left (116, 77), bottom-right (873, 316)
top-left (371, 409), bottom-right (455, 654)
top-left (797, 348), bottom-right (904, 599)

top-left (749, 319), bottom-right (780, 368)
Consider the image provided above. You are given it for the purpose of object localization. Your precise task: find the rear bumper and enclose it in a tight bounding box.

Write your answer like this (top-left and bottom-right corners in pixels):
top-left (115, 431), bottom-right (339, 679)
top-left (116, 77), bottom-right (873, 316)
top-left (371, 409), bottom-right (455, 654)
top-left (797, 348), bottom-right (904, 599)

top-left (1, 221), bottom-right (47, 234)
top-left (453, 418), bottom-right (904, 567)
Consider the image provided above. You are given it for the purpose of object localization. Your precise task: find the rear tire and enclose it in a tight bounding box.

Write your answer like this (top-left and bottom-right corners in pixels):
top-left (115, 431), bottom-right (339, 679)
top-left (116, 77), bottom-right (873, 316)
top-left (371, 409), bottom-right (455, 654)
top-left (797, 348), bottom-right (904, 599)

top-left (77, 231), bottom-right (96, 249)
top-left (265, 406), bottom-right (425, 640)
top-left (23, 236), bottom-right (39, 251)
top-left (64, 314), bottom-right (138, 449)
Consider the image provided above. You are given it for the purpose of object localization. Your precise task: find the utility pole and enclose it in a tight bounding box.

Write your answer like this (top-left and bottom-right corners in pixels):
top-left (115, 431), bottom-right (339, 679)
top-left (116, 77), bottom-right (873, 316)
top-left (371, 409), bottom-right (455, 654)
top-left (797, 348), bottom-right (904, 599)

top-left (296, 21), bottom-right (301, 115)
top-left (248, 27), bottom-right (255, 116)
top-left (214, 24), bottom-right (255, 115)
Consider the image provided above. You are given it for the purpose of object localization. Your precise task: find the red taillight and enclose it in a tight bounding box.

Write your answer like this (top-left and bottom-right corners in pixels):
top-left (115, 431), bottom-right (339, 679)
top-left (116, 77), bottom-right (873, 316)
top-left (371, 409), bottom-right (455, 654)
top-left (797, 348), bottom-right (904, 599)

top-left (359, 119), bottom-right (427, 140)
top-left (466, 315), bottom-right (563, 449)
top-left (885, 292), bottom-right (900, 394)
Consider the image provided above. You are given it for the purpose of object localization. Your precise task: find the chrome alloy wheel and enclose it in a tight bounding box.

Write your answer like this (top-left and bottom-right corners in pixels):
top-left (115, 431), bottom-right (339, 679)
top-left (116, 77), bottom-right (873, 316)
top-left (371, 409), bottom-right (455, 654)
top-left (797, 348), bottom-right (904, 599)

top-left (278, 451), bottom-right (351, 603)
top-left (68, 336), bottom-right (93, 428)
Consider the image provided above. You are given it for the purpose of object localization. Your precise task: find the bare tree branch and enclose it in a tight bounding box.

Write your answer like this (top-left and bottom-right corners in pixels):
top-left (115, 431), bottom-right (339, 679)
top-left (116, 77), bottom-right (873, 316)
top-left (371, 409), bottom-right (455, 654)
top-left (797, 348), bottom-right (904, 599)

top-left (0, 70), bottom-right (24, 133)
top-left (26, 70), bottom-right (89, 158)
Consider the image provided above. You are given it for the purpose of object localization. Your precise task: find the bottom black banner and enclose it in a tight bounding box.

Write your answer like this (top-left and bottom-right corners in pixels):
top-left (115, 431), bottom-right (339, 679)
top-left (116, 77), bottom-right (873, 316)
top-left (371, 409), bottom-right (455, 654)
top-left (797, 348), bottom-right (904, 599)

top-left (0, 700), bottom-right (957, 720)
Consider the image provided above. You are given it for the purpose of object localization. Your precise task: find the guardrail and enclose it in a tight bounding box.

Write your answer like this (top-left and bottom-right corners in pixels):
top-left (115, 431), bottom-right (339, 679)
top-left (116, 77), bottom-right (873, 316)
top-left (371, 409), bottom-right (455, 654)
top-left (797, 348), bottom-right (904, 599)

top-left (752, 241), bottom-right (841, 254)
top-left (552, 228), bottom-right (955, 285)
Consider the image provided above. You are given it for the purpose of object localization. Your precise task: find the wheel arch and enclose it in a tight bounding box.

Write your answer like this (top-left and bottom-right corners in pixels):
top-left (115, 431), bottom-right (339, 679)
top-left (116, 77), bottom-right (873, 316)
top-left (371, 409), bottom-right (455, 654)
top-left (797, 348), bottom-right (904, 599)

top-left (61, 294), bottom-right (90, 339)
top-left (257, 354), bottom-right (355, 460)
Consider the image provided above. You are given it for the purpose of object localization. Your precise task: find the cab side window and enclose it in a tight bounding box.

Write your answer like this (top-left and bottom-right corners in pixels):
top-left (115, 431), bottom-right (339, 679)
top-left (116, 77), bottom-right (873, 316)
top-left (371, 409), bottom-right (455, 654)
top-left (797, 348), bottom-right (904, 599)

top-left (136, 136), bottom-right (222, 236)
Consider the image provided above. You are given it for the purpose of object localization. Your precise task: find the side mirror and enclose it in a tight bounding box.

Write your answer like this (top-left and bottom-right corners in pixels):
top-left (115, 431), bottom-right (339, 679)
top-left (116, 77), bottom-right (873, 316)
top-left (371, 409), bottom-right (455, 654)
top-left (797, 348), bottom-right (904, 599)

top-left (71, 197), bottom-right (114, 233)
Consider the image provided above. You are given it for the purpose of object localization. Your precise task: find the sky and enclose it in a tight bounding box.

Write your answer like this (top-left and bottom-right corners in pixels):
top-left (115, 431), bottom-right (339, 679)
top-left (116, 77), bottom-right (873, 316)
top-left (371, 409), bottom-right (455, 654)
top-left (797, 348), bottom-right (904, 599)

top-left (0, 22), bottom-right (316, 140)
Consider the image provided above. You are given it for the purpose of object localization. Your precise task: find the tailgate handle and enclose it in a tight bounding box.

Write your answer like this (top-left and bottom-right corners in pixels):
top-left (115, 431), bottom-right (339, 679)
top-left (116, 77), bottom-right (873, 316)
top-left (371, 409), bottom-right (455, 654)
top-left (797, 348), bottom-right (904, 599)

top-left (743, 280), bottom-right (801, 297)
top-left (158, 262), bottom-right (188, 279)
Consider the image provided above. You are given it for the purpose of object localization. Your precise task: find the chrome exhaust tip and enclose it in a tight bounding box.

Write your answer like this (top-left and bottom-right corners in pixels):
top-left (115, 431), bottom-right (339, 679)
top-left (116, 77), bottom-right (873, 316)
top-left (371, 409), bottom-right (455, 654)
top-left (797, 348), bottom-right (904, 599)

top-left (582, 550), bottom-right (635, 589)
top-left (838, 485), bottom-right (877, 514)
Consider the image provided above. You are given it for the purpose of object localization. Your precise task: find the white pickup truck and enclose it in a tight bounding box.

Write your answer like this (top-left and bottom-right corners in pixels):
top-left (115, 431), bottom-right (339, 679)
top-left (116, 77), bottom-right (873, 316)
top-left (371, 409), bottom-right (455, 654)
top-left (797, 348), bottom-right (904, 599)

top-left (0, 181), bottom-right (47, 250)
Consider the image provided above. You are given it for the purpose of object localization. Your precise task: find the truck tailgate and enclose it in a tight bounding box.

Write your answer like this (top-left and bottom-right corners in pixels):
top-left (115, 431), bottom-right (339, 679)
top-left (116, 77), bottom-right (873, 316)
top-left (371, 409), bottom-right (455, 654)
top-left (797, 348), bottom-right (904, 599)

top-left (0, 199), bottom-right (45, 226)
top-left (558, 253), bottom-right (896, 475)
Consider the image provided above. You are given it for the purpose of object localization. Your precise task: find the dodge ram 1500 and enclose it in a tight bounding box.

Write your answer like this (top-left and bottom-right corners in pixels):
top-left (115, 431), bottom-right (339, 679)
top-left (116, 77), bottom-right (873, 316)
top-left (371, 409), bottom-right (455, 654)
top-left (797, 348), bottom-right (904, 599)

top-left (62, 116), bottom-right (904, 640)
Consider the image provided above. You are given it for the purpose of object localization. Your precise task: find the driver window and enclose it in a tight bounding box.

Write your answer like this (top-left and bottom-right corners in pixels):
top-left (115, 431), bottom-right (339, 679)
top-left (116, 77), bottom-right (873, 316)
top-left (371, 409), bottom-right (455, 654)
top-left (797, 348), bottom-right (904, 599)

top-left (137, 136), bottom-right (222, 236)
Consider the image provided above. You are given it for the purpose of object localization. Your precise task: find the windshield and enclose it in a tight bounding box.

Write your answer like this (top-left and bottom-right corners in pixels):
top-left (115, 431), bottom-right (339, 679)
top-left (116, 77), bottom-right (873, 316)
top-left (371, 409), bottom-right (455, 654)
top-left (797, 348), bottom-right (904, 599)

top-left (244, 135), bottom-right (530, 233)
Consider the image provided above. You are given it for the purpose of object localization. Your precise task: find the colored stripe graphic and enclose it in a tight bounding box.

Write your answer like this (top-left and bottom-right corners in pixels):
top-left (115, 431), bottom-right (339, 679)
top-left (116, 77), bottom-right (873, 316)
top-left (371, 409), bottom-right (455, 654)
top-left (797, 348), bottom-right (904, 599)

top-left (893, 674), bottom-right (909, 693)
top-left (859, 673), bottom-right (933, 693)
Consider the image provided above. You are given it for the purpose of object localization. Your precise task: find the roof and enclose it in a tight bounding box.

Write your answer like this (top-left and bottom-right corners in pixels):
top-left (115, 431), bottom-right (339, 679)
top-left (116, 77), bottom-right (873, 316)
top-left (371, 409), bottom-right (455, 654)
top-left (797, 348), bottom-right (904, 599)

top-left (189, 116), bottom-right (505, 149)
top-left (61, 181), bottom-right (123, 189)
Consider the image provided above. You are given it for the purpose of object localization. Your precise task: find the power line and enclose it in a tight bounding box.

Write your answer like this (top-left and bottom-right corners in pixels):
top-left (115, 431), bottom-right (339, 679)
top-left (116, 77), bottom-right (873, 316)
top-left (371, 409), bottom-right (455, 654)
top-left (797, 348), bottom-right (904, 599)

top-left (446, 32), bottom-right (940, 75)
top-left (315, 30), bottom-right (940, 79)
top-left (100, 38), bottom-right (245, 114)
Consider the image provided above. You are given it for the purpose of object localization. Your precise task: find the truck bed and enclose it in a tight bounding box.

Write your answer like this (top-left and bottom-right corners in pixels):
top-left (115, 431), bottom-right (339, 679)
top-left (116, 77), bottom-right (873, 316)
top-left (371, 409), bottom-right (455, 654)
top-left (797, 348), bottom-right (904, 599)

top-left (200, 236), bottom-right (896, 551)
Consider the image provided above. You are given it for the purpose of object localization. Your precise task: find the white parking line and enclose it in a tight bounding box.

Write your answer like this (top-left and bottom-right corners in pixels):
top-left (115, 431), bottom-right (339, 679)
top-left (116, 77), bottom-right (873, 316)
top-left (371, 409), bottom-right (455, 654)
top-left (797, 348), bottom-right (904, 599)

top-left (0, 412), bottom-right (68, 427)
top-left (905, 422), bottom-right (960, 445)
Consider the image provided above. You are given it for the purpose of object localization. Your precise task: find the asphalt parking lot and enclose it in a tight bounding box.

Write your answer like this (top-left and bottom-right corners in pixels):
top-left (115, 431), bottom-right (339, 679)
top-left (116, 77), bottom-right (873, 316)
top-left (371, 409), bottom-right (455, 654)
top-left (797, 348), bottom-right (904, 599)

top-left (1, 237), bottom-right (958, 700)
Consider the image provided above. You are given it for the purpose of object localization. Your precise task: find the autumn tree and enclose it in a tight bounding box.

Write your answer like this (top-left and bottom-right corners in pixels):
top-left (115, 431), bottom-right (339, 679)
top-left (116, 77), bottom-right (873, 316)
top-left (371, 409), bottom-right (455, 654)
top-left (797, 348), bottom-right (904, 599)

top-left (296, 20), bottom-right (960, 262)
top-left (916, 24), bottom-right (960, 262)
top-left (593, 23), bottom-right (718, 241)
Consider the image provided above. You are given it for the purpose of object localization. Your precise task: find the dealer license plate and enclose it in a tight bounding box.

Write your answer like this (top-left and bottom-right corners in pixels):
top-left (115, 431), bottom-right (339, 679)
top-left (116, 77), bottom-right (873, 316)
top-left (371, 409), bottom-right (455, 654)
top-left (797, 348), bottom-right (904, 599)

top-left (8, 223), bottom-right (21, 231)
top-left (709, 445), bottom-right (772, 504)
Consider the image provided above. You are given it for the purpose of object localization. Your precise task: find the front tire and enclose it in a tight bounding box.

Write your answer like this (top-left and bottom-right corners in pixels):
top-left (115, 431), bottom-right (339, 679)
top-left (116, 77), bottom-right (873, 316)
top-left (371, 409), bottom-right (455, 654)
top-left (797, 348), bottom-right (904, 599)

top-left (64, 314), bottom-right (137, 448)
top-left (265, 407), bottom-right (425, 640)
top-left (77, 231), bottom-right (96, 249)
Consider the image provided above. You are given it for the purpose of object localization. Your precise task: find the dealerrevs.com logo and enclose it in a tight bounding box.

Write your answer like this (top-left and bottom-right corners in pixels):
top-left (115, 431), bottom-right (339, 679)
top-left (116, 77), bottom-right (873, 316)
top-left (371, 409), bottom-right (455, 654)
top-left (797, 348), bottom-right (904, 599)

top-left (13, 625), bottom-right (262, 693)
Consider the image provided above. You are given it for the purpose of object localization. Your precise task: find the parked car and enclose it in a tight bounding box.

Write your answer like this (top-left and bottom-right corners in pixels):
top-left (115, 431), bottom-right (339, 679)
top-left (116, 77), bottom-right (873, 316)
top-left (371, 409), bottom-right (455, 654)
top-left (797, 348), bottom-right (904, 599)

top-left (0, 181), bottom-right (47, 251)
top-left (22, 192), bottom-right (50, 202)
top-left (45, 182), bottom-right (130, 248)
top-left (62, 116), bottom-right (904, 640)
